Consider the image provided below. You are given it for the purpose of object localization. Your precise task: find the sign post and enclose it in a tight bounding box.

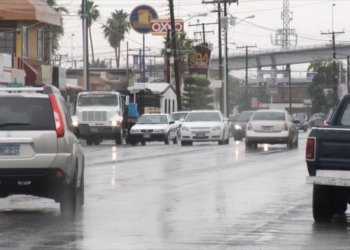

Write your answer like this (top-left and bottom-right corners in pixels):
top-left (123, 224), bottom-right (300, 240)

top-left (129, 5), bottom-right (158, 83)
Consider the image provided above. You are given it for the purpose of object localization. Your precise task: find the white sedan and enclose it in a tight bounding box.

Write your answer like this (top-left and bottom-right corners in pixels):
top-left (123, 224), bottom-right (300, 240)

top-left (129, 114), bottom-right (178, 146)
top-left (180, 110), bottom-right (230, 146)
top-left (245, 109), bottom-right (299, 149)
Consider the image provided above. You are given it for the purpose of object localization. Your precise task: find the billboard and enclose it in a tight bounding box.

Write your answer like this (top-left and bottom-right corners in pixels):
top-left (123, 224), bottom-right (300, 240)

top-left (151, 19), bottom-right (184, 36)
top-left (188, 45), bottom-right (211, 78)
top-left (266, 77), bottom-right (278, 96)
top-left (129, 5), bottom-right (158, 34)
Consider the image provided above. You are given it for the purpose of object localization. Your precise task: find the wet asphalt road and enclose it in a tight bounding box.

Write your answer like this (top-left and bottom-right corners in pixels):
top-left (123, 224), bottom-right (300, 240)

top-left (0, 132), bottom-right (350, 249)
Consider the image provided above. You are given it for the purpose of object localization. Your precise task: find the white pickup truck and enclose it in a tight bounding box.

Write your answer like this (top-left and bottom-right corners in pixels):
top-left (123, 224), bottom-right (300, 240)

top-left (71, 91), bottom-right (124, 146)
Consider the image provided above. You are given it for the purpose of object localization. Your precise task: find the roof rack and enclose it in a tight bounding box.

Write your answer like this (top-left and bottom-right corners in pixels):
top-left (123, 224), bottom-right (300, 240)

top-left (0, 85), bottom-right (62, 95)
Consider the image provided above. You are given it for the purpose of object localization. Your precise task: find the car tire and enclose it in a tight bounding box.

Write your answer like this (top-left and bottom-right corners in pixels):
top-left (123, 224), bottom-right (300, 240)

top-left (131, 141), bottom-right (136, 146)
top-left (224, 135), bottom-right (230, 144)
top-left (173, 136), bottom-right (178, 144)
top-left (86, 138), bottom-right (93, 146)
top-left (334, 201), bottom-right (348, 214)
top-left (115, 128), bottom-right (123, 145)
top-left (60, 170), bottom-right (78, 214)
top-left (93, 139), bottom-right (101, 146)
top-left (164, 133), bottom-right (170, 145)
top-left (141, 141), bottom-right (146, 146)
top-left (245, 140), bottom-right (252, 148)
top-left (287, 138), bottom-right (293, 149)
top-left (313, 185), bottom-right (334, 223)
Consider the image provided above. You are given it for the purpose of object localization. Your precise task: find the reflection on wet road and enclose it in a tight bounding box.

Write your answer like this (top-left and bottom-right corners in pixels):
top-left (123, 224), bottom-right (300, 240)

top-left (1, 132), bottom-right (350, 249)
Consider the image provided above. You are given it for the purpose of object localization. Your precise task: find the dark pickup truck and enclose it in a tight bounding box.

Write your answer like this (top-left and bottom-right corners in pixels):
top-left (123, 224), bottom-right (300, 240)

top-left (306, 96), bottom-right (350, 223)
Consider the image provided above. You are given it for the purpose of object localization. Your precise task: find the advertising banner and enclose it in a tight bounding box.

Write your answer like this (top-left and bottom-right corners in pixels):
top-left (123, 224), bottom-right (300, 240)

top-left (188, 45), bottom-right (211, 78)
top-left (130, 5), bottom-right (158, 34)
top-left (151, 19), bottom-right (184, 36)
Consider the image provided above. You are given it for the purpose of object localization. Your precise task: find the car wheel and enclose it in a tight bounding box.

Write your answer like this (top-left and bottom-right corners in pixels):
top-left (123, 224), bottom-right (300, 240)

top-left (164, 133), bottom-right (170, 145)
top-left (93, 139), bottom-right (101, 146)
top-left (287, 138), bottom-right (293, 149)
top-left (245, 140), bottom-right (252, 148)
top-left (225, 136), bottom-right (230, 144)
top-left (141, 141), bottom-right (146, 146)
top-left (313, 185), bottom-right (334, 223)
top-left (173, 136), bottom-right (178, 144)
top-left (334, 201), bottom-right (348, 214)
top-left (131, 141), bottom-right (136, 146)
top-left (86, 138), bottom-right (93, 146)
top-left (60, 170), bottom-right (78, 214)
top-left (115, 128), bottom-right (123, 145)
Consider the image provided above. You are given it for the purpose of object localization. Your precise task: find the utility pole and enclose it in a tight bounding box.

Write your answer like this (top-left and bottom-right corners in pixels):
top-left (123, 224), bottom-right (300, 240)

top-left (223, 0), bottom-right (229, 117)
top-left (166, 30), bottom-right (171, 84)
top-left (189, 23), bottom-right (214, 44)
top-left (287, 64), bottom-right (292, 113)
top-left (237, 45), bottom-right (257, 110)
top-left (321, 30), bottom-right (345, 104)
top-left (126, 41), bottom-right (129, 87)
top-left (217, 4), bottom-right (223, 114)
top-left (82, 0), bottom-right (89, 90)
top-left (169, 0), bottom-right (182, 111)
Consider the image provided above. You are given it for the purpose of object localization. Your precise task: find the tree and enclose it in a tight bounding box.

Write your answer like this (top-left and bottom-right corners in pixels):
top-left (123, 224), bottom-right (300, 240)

top-left (307, 59), bottom-right (345, 113)
top-left (78, 0), bottom-right (100, 64)
top-left (182, 76), bottom-right (213, 110)
top-left (89, 58), bottom-right (108, 68)
top-left (102, 10), bottom-right (130, 68)
top-left (161, 32), bottom-right (194, 83)
top-left (44, 0), bottom-right (69, 61)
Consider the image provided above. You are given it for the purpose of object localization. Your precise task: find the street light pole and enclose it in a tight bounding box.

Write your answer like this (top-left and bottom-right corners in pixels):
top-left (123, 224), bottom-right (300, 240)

top-left (82, 0), bottom-right (89, 90)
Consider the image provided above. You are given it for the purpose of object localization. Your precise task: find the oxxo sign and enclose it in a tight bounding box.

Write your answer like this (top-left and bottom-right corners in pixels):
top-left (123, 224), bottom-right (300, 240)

top-left (151, 19), bottom-right (184, 36)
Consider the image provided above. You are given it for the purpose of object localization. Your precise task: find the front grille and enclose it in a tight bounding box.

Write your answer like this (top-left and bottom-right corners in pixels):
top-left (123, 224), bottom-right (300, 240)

top-left (141, 129), bottom-right (154, 132)
top-left (82, 111), bottom-right (107, 122)
top-left (192, 127), bottom-right (211, 129)
top-left (191, 131), bottom-right (210, 133)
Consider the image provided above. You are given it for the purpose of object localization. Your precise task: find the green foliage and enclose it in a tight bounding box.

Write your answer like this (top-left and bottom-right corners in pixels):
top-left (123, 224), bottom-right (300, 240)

top-left (182, 77), bottom-right (214, 110)
top-left (307, 59), bottom-right (344, 113)
top-left (89, 58), bottom-right (108, 68)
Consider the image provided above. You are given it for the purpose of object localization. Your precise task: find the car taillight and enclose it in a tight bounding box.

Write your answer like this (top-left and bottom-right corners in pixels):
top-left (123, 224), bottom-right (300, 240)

top-left (324, 120), bottom-right (329, 126)
top-left (306, 138), bottom-right (316, 161)
top-left (49, 94), bottom-right (65, 138)
top-left (247, 123), bottom-right (252, 130)
top-left (283, 123), bottom-right (289, 131)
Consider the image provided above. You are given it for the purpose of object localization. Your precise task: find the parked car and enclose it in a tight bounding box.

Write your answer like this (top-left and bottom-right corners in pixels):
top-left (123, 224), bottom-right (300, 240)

top-left (231, 111), bottom-right (255, 140)
top-left (245, 109), bottom-right (299, 149)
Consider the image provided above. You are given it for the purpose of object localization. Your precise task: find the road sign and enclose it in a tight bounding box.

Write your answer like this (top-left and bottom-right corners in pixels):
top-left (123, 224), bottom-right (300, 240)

top-left (130, 5), bottom-right (158, 34)
top-left (266, 77), bottom-right (277, 87)
top-left (266, 77), bottom-right (278, 96)
top-left (150, 19), bottom-right (184, 36)
top-left (8, 83), bottom-right (23, 87)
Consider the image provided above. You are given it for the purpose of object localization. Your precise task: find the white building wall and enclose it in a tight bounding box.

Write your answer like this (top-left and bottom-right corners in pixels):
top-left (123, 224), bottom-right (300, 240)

top-left (161, 88), bottom-right (177, 114)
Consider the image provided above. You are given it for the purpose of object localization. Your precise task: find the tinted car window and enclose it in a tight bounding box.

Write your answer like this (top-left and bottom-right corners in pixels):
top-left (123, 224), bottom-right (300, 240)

top-left (252, 112), bottom-right (286, 121)
top-left (341, 103), bottom-right (350, 125)
top-left (0, 97), bottom-right (55, 131)
top-left (172, 112), bottom-right (189, 121)
top-left (238, 112), bottom-right (254, 122)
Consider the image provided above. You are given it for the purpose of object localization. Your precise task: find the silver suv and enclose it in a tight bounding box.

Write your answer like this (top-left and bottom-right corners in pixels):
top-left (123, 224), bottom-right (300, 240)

top-left (0, 86), bottom-right (85, 213)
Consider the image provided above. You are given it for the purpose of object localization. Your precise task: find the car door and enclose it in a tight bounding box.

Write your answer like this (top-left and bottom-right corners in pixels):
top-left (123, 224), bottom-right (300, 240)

top-left (167, 115), bottom-right (177, 139)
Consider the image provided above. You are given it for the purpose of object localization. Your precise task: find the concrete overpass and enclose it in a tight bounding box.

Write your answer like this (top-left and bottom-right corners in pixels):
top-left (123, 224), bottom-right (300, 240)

top-left (209, 43), bottom-right (350, 71)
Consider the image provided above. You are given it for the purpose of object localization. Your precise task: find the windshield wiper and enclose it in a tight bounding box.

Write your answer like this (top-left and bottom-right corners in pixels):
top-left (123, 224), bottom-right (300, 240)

top-left (0, 123), bottom-right (31, 128)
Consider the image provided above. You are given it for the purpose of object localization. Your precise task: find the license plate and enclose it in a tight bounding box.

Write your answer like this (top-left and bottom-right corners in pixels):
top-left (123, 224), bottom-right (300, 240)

top-left (0, 144), bottom-right (20, 156)
top-left (262, 126), bottom-right (273, 131)
top-left (196, 133), bottom-right (205, 138)
top-left (90, 127), bottom-right (98, 132)
top-left (143, 133), bottom-right (151, 138)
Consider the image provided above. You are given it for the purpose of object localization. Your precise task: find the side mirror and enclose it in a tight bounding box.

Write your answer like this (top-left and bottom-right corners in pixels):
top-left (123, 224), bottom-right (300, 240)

top-left (314, 119), bottom-right (324, 127)
top-left (179, 118), bottom-right (185, 122)
top-left (169, 121), bottom-right (175, 124)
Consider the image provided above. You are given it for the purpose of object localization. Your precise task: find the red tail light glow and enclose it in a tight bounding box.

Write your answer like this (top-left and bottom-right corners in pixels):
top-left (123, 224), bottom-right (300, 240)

top-left (283, 123), bottom-right (289, 131)
top-left (49, 94), bottom-right (65, 138)
top-left (306, 138), bottom-right (316, 160)
top-left (247, 123), bottom-right (252, 131)
top-left (324, 120), bottom-right (329, 126)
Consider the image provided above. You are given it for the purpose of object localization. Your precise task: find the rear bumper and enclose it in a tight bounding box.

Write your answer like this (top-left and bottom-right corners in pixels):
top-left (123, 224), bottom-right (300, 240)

top-left (129, 133), bottom-right (167, 142)
top-left (233, 129), bottom-right (245, 138)
top-left (181, 130), bottom-right (223, 142)
top-left (246, 131), bottom-right (290, 144)
top-left (0, 168), bottom-right (67, 201)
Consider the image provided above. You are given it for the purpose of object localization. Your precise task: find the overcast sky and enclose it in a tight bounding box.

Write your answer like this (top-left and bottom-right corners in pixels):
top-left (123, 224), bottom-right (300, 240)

top-left (57, 0), bottom-right (350, 78)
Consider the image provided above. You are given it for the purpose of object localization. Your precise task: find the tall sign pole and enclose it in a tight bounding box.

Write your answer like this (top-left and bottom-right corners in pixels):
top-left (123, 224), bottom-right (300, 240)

top-left (82, 0), bottom-right (89, 90)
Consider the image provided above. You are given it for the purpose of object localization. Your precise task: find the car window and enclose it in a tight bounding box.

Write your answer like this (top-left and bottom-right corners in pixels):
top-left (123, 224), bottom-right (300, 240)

top-left (185, 112), bottom-right (221, 122)
top-left (252, 112), bottom-right (286, 121)
top-left (137, 115), bottom-right (168, 124)
top-left (171, 112), bottom-right (189, 120)
top-left (341, 103), bottom-right (350, 125)
top-left (0, 97), bottom-right (55, 131)
top-left (238, 112), bottom-right (253, 122)
top-left (77, 94), bottom-right (118, 107)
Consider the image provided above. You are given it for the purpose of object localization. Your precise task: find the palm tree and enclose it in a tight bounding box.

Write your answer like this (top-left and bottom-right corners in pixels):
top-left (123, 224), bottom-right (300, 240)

top-left (78, 0), bottom-right (100, 64)
top-left (44, 0), bottom-right (69, 61)
top-left (102, 10), bottom-right (130, 68)
top-left (89, 58), bottom-right (109, 68)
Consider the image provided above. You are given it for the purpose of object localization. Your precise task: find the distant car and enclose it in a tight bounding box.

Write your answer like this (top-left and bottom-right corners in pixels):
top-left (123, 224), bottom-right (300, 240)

top-left (129, 113), bottom-right (178, 146)
top-left (293, 113), bottom-right (308, 122)
top-left (180, 110), bottom-right (230, 146)
top-left (231, 111), bottom-right (255, 140)
top-left (171, 111), bottom-right (190, 134)
top-left (293, 115), bottom-right (308, 132)
top-left (245, 109), bottom-right (299, 149)
top-left (309, 113), bottom-right (326, 127)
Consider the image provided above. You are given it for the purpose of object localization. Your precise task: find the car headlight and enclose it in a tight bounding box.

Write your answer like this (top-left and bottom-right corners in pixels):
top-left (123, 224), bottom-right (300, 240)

top-left (181, 126), bottom-right (190, 131)
top-left (72, 120), bottom-right (79, 127)
top-left (111, 120), bottom-right (121, 126)
top-left (212, 125), bottom-right (222, 131)
top-left (234, 125), bottom-right (242, 130)
top-left (154, 129), bottom-right (165, 132)
top-left (131, 129), bottom-right (140, 133)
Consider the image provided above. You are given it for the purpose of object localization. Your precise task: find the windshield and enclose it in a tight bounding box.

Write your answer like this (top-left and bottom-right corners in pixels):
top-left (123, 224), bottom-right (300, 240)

top-left (294, 116), bottom-right (305, 122)
top-left (137, 115), bottom-right (168, 124)
top-left (252, 112), bottom-right (286, 121)
top-left (78, 94), bottom-right (118, 107)
top-left (238, 112), bottom-right (254, 122)
top-left (172, 112), bottom-right (189, 121)
top-left (185, 112), bottom-right (221, 122)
